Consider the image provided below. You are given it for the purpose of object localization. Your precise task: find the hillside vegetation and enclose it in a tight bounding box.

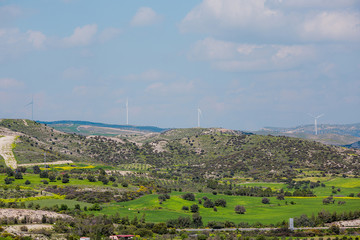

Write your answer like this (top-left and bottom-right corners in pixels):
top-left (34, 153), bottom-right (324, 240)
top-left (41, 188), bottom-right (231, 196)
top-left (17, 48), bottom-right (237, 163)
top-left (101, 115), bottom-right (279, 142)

top-left (1, 119), bottom-right (359, 180)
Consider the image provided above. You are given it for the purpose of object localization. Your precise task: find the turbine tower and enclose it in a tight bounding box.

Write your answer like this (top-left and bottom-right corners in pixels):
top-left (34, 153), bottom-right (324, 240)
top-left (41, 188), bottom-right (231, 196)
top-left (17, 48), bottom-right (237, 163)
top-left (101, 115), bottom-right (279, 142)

top-left (308, 113), bottom-right (324, 135)
top-left (126, 98), bottom-right (129, 125)
top-left (197, 108), bottom-right (202, 128)
top-left (25, 96), bottom-right (34, 121)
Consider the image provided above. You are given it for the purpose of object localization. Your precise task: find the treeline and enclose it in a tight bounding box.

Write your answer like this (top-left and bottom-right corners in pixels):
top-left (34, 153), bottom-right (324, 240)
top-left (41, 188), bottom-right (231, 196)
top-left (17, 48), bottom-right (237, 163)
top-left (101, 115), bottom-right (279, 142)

top-left (295, 209), bottom-right (360, 227)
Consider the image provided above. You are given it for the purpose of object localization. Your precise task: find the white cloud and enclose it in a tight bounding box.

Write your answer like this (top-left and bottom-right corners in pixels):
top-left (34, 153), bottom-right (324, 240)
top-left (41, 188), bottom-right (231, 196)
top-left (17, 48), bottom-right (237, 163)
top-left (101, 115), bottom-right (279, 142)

top-left (301, 11), bottom-right (360, 41)
top-left (123, 69), bottom-right (173, 81)
top-left (181, 0), bottom-right (360, 43)
top-left (0, 78), bottom-right (24, 88)
top-left (0, 28), bottom-right (47, 61)
top-left (180, 0), bottom-right (281, 34)
top-left (63, 24), bottom-right (97, 47)
top-left (98, 27), bottom-right (122, 42)
top-left (189, 38), bottom-right (237, 60)
top-left (27, 30), bottom-right (46, 49)
top-left (190, 37), bottom-right (316, 72)
top-left (131, 7), bottom-right (162, 27)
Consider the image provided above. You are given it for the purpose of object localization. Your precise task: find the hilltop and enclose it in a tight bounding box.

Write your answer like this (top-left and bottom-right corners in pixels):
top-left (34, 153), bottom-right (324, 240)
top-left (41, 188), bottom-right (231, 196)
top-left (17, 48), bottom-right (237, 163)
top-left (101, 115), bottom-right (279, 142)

top-left (1, 119), bottom-right (359, 180)
top-left (39, 120), bottom-right (167, 136)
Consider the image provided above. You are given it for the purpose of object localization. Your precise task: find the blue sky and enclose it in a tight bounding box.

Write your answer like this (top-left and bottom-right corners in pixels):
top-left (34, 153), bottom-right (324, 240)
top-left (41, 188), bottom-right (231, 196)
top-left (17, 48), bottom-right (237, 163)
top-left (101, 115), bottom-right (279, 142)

top-left (0, 0), bottom-right (359, 130)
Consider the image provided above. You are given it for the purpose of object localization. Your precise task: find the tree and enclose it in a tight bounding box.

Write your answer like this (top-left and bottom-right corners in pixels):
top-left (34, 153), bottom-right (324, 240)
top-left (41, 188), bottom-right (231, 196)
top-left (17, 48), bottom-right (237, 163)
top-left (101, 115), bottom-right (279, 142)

top-left (14, 172), bottom-right (23, 179)
top-left (49, 174), bottom-right (56, 182)
top-left (33, 166), bottom-right (41, 174)
top-left (62, 177), bottom-right (69, 184)
top-left (235, 205), bottom-right (246, 214)
top-left (215, 198), bottom-right (227, 207)
top-left (87, 175), bottom-right (97, 182)
top-left (190, 204), bottom-right (199, 213)
top-left (39, 171), bottom-right (49, 178)
top-left (182, 193), bottom-right (195, 201)
top-left (262, 197), bottom-right (270, 204)
top-left (276, 194), bottom-right (285, 200)
top-left (25, 180), bottom-right (31, 185)
top-left (203, 199), bottom-right (215, 208)
top-left (192, 213), bottom-right (203, 227)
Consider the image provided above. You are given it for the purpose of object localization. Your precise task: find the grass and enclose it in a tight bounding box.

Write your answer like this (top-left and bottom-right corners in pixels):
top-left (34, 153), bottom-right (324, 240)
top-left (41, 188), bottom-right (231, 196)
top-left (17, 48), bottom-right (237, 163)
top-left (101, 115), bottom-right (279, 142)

top-left (97, 192), bottom-right (360, 224)
top-left (27, 198), bottom-right (92, 209)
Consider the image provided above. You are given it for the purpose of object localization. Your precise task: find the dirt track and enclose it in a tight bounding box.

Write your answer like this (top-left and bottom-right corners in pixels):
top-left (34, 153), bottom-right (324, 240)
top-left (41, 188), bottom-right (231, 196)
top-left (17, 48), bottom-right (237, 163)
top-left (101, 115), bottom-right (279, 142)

top-left (0, 135), bottom-right (17, 168)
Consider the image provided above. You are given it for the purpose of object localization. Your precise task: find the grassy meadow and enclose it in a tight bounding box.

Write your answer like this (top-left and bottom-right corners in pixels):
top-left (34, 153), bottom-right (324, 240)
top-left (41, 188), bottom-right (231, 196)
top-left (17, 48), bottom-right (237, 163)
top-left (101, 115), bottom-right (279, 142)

top-left (97, 192), bottom-right (360, 224)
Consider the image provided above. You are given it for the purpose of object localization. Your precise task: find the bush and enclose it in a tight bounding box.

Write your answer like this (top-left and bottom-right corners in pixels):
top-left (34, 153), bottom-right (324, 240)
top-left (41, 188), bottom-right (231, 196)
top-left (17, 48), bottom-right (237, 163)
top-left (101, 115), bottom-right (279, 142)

top-left (262, 197), bottom-right (270, 204)
top-left (235, 205), bottom-right (246, 214)
top-left (182, 193), bottom-right (195, 201)
top-left (182, 206), bottom-right (189, 211)
top-left (122, 182), bottom-right (128, 187)
top-left (62, 177), bottom-right (69, 184)
top-left (25, 180), bottom-right (31, 185)
top-left (135, 228), bottom-right (153, 238)
top-left (203, 199), bottom-right (215, 208)
top-left (87, 175), bottom-right (97, 182)
top-left (215, 198), bottom-right (227, 207)
top-left (190, 204), bottom-right (199, 213)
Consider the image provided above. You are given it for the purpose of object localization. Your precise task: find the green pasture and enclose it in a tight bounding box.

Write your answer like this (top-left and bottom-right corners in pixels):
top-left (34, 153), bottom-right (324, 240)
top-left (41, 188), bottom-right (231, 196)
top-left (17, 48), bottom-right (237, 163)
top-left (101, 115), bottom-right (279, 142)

top-left (26, 198), bottom-right (92, 209)
top-left (97, 192), bottom-right (360, 224)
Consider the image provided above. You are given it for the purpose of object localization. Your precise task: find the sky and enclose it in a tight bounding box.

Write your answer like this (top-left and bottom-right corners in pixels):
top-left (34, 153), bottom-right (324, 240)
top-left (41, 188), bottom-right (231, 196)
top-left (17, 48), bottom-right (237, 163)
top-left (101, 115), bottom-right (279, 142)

top-left (0, 0), bottom-right (359, 130)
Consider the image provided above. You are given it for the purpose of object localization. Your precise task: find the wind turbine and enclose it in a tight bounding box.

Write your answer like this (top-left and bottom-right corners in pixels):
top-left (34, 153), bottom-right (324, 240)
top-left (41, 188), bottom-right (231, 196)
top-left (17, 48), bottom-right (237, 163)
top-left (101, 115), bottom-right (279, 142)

top-left (25, 96), bottom-right (34, 121)
top-left (126, 98), bottom-right (129, 125)
top-left (308, 113), bottom-right (324, 135)
top-left (197, 108), bottom-right (202, 128)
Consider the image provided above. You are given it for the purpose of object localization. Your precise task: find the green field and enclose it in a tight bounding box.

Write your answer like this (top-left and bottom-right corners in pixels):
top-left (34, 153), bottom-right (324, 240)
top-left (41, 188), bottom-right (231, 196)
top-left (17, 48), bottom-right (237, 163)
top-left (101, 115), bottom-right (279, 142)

top-left (0, 173), bottom-right (125, 188)
top-left (96, 192), bottom-right (360, 224)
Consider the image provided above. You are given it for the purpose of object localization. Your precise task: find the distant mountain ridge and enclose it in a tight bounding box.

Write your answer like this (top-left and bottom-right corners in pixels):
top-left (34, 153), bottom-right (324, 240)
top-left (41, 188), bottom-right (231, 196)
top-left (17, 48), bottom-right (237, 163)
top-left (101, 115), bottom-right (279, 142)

top-left (38, 120), bottom-right (167, 136)
top-left (343, 141), bottom-right (360, 149)
top-left (255, 123), bottom-right (360, 146)
top-left (261, 123), bottom-right (360, 137)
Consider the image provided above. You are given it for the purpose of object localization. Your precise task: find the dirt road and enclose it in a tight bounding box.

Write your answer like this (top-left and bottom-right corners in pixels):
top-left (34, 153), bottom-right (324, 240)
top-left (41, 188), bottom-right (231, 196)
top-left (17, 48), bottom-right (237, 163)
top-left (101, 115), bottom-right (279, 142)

top-left (0, 135), bottom-right (17, 169)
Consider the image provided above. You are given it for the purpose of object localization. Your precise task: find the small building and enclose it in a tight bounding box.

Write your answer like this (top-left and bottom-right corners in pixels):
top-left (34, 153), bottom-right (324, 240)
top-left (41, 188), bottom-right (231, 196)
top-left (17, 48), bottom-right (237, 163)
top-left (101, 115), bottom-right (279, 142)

top-left (109, 235), bottom-right (135, 240)
top-left (80, 237), bottom-right (90, 240)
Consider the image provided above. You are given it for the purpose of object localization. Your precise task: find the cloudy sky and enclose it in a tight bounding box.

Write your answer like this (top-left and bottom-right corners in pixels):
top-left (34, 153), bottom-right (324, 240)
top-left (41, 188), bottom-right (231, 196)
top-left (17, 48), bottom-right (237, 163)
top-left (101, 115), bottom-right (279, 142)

top-left (0, 0), bottom-right (359, 130)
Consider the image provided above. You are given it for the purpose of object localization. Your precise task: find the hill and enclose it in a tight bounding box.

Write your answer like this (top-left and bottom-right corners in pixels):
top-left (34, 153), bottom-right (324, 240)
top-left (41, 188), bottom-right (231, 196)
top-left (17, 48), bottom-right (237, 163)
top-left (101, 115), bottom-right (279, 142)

top-left (38, 120), bottom-right (167, 136)
top-left (261, 123), bottom-right (360, 137)
top-left (343, 141), bottom-right (360, 149)
top-left (256, 123), bottom-right (360, 145)
top-left (1, 119), bottom-right (359, 180)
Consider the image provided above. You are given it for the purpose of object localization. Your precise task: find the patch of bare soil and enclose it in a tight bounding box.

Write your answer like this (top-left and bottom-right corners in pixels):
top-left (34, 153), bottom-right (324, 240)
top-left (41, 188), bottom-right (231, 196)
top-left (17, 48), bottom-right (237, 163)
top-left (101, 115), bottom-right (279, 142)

top-left (327, 219), bottom-right (360, 227)
top-left (0, 135), bottom-right (17, 168)
top-left (17, 160), bottom-right (74, 167)
top-left (0, 209), bottom-right (72, 223)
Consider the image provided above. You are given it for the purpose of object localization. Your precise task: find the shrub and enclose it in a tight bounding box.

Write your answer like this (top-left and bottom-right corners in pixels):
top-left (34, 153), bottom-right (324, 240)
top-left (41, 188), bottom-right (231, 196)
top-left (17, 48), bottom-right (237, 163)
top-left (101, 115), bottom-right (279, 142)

top-left (182, 193), bottom-right (195, 201)
top-left (190, 204), bottom-right (199, 213)
top-left (87, 175), bottom-right (96, 182)
top-left (182, 206), bottom-right (189, 211)
top-left (122, 182), bottom-right (128, 187)
top-left (203, 199), bottom-right (215, 208)
top-left (62, 177), bottom-right (69, 184)
top-left (262, 197), bottom-right (270, 204)
top-left (235, 205), bottom-right (246, 214)
top-left (215, 198), bottom-right (227, 207)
